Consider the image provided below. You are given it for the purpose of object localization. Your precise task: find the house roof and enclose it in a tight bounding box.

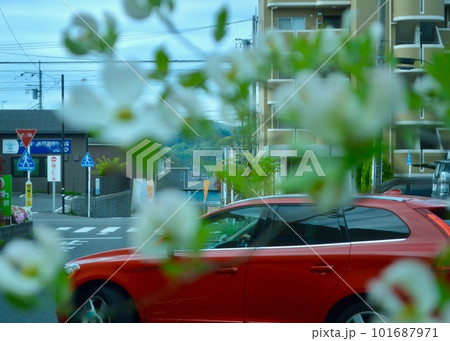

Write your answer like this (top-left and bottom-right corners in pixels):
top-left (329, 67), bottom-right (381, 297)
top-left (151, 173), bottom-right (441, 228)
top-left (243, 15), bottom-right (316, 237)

top-left (0, 110), bottom-right (85, 134)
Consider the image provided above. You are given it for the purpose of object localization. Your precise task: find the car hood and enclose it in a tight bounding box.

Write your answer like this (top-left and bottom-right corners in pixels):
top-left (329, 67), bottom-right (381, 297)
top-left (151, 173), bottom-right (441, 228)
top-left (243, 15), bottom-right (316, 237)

top-left (70, 247), bottom-right (163, 267)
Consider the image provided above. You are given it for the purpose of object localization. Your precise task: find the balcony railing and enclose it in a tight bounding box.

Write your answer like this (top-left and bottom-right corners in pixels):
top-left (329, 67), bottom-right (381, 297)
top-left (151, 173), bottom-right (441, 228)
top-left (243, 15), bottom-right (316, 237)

top-left (393, 43), bottom-right (444, 67)
top-left (267, 0), bottom-right (350, 8)
top-left (393, 0), bottom-right (444, 21)
top-left (393, 149), bottom-right (447, 176)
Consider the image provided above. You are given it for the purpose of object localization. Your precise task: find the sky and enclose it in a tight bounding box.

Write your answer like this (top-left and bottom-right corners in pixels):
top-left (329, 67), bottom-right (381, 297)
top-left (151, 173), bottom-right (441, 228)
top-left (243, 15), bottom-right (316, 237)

top-left (0, 0), bottom-right (257, 113)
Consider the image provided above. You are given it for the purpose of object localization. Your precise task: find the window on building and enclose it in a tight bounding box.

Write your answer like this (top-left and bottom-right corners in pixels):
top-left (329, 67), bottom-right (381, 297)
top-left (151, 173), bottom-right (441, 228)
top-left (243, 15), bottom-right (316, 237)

top-left (437, 129), bottom-right (450, 150)
top-left (278, 17), bottom-right (306, 31)
top-left (266, 205), bottom-right (344, 246)
top-left (323, 15), bottom-right (342, 28)
top-left (396, 126), bottom-right (417, 150)
top-left (343, 206), bottom-right (410, 242)
top-left (419, 126), bottom-right (440, 150)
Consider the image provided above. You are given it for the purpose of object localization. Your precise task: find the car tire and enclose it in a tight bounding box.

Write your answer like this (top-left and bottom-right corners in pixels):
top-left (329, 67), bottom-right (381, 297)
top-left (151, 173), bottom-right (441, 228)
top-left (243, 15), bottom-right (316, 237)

top-left (335, 302), bottom-right (388, 323)
top-left (70, 285), bottom-right (139, 323)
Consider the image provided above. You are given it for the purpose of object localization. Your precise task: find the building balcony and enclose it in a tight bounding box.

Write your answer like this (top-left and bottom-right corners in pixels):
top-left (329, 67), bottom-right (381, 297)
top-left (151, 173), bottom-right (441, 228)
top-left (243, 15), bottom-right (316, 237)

top-left (266, 0), bottom-right (350, 8)
top-left (277, 28), bottom-right (348, 42)
top-left (393, 43), bottom-right (444, 67)
top-left (394, 108), bottom-right (443, 122)
top-left (438, 28), bottom-right (450, 50)
top-left (267, 129), bottom-right (296, 145)
top-left (266, 79), bottom-right (295, 105)
top-left (393, 149), bottom-right (447, 176)
top-left (393, 0), bottom-right (444, 22)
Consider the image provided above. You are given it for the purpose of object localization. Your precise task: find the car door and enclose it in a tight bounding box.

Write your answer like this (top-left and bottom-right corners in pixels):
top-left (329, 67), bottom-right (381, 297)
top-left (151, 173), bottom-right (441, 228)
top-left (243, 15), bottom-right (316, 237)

top-left (144, 205), bottom-right (269, 322)
top-left (244, 204), bottom-right (351, 322)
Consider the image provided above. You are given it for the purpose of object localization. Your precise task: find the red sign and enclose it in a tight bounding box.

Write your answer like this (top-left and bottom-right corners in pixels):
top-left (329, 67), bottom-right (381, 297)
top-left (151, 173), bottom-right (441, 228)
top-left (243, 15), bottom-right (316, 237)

top-left (16, 129), bottom-right (37, 148)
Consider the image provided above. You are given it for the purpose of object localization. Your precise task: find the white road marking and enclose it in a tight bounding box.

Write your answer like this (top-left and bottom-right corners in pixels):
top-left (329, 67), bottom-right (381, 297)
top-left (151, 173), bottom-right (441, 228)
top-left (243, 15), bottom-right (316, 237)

top-left (97, 226), bottom-right (121, 235)
top-left (58, 237), bottom-right (123, 240)
top-left (60, 246), bottom-right (75, 252)
top-left (56, 226), bottom-right (72, 231)
top-left (60, 240), bottom-right (86, 246)
top-left (126, 227), bottom-right (138, 232)
top-left (73, 226), bottom-right (96, 233)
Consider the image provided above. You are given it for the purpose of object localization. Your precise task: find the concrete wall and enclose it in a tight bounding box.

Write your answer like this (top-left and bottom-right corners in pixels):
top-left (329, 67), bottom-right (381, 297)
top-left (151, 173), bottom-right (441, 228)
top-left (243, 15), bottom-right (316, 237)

top-left (0, 222), bottom-right (33, 248)
top-left (70, 190), bottom-right (132, 218)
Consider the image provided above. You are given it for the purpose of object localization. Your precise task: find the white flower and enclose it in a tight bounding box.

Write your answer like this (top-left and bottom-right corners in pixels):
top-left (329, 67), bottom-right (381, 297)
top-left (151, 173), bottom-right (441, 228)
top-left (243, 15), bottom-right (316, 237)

top-left (131, 190), bottom-right (200, 257)
top-left (369, 22), bottom-right (384, 43)
top-left (276, 69), bottom-right (406, 146)
top-left (229, 50), bottom-right (258, 83)
top-left (205, 54), bottom-right (238, 98)
top-left (61, 62), bottom-right (179, 146)
top-left (369, 259), bottom-right (440, 322)
top-left (167, 87), bottom-right (204, 119)
top-left (0, 228), bottom-right (64, 298)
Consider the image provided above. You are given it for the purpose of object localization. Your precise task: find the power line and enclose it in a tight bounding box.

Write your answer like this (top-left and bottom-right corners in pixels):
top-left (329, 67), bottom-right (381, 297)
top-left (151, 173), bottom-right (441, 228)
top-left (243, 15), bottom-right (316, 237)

top-left (0, 8), bottom-right (39, 70)
top-left (0, 59), bottom-right (207, 65)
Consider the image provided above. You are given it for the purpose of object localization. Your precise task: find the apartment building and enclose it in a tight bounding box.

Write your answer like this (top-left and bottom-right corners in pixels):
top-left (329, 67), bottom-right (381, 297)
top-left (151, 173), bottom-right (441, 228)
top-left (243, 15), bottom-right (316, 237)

top-left (257, 0), bottom-right (450, 177)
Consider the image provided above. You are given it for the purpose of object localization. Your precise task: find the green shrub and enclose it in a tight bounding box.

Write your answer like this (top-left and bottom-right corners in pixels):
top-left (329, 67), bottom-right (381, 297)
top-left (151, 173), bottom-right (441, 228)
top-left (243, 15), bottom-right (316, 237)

top-left (93, 156), bottom-right (125, 176)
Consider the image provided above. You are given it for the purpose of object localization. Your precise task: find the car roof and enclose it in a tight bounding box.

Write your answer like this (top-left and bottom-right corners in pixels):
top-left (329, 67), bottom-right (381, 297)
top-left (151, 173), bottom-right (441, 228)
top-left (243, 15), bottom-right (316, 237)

top-left (204, 194), bottom-right (448, 217)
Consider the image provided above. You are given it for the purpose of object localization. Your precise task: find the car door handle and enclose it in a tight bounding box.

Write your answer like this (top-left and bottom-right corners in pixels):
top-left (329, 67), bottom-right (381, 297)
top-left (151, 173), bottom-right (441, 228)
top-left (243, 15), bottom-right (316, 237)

top-left (310, 265), bottom-right (334, 275)
top-left (215, 267), bottom-right (238, 275)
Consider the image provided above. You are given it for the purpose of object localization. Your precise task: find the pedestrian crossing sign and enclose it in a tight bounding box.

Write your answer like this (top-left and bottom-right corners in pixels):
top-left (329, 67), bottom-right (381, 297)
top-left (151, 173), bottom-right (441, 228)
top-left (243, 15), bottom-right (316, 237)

top-left (81, 152), bottom-right (95, 168)
top-left (17, 150), bottom-right (35, 171)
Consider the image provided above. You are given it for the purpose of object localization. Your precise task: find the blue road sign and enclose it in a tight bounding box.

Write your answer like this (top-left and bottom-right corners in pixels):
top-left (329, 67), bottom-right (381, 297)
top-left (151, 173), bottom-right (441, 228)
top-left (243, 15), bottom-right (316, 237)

top-left (17, 150), bottom-right (36, 171)
top-left (407, 152), bottom-right (412, 166)
top-left (81, 152), bottom-right (95, 168)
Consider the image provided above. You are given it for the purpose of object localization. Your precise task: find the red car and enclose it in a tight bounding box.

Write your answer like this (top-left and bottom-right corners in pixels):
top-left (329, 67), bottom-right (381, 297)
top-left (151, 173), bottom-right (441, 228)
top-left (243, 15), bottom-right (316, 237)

top-left (61, 194), bottom-right (450, 323)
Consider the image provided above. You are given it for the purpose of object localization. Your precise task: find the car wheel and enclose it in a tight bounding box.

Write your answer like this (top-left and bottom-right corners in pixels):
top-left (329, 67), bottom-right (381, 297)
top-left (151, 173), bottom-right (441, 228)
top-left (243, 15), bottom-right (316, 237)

top-left (71, 285), bottom-right (139, 323)
top-left (335, 302), bottom-right (388, 323)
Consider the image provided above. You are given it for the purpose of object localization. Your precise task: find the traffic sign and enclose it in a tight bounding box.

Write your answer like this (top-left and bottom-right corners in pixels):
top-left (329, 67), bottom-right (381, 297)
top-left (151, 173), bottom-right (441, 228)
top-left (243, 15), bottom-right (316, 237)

top-left (81, 152), bottom-right (95, 168)
top-left (16, 129), bottom-right (37, 148)
top-left (47, 155), bottom-right (61, 182)
top-left (17, 150), bottom-right (36, 171)
top-left (406, 152), bottom-right (412, 166)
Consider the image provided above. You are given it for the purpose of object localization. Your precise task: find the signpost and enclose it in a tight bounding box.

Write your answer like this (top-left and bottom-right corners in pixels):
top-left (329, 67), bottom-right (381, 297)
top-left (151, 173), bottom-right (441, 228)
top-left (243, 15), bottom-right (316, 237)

top-left (47, 155), bottom-right (61, 212)
top-left (407, 151), bottom-right (412, 177)
top-left (16, 129), bottom-right (37, 209)
top-left (81, 152), bottom-right (94, 218)
top-left (2, 139), bottom-right (71, 155)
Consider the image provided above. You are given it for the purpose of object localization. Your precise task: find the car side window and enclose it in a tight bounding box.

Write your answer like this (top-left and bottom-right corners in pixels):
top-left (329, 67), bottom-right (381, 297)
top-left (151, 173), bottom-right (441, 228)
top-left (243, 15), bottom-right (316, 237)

top-left (204, 206), bottom-right (266, 249)
top-left (265, 205), bottom-right (344, 247)
top-left (343, 206), bottom-right (410, 242)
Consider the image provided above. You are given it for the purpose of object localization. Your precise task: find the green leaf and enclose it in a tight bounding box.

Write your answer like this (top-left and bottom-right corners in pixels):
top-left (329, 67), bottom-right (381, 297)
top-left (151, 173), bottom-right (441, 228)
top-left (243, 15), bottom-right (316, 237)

top-left (155, 48), bottom-right (170, 76)
top-left (179, 71), bottom-right (206, 88)
top-left (214, 7), bottom-right (227, 42)
top-left (64, 36), bottom-right (90, 55)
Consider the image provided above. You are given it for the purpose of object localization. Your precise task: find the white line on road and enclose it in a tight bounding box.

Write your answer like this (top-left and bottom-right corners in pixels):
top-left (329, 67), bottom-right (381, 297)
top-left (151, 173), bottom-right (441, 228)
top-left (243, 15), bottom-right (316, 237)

top-left (58, 237), bottom-right (123, 240)
top-left (97, 226), bottom-right (121, 235)
top-left (56, 226), bottom-right (72, 231)
top-left (73, 226), bottom-right (96, 233)
top-left (126, 227), bottom-right (138, 232)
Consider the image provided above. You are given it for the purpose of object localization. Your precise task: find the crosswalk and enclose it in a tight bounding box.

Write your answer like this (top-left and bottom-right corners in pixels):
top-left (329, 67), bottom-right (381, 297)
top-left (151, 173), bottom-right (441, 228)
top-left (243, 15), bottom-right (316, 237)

top-left (56, 225), bottom-right (138, 252)
top-left (56, 226), bottom-right (137, 234)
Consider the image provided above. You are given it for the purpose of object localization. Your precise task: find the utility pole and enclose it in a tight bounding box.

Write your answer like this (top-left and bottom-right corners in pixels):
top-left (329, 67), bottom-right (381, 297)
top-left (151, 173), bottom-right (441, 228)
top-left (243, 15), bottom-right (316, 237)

top-left (371, 0), bottom-right (386, 193)
top-left (61, 74), bottom-right (66, 214)
top-left (38, 61), bottom-right (43, 110)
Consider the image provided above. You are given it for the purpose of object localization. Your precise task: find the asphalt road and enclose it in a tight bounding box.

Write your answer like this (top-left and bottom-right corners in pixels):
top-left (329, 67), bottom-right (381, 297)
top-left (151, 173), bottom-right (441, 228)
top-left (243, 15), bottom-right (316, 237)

top-left (1, 193), bottom-right (137, 323)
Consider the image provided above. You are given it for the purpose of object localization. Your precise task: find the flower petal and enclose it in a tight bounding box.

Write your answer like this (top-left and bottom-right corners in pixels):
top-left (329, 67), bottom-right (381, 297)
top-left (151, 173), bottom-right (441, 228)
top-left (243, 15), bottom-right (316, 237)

top-left (103, 62), bottom-right (144, 106)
